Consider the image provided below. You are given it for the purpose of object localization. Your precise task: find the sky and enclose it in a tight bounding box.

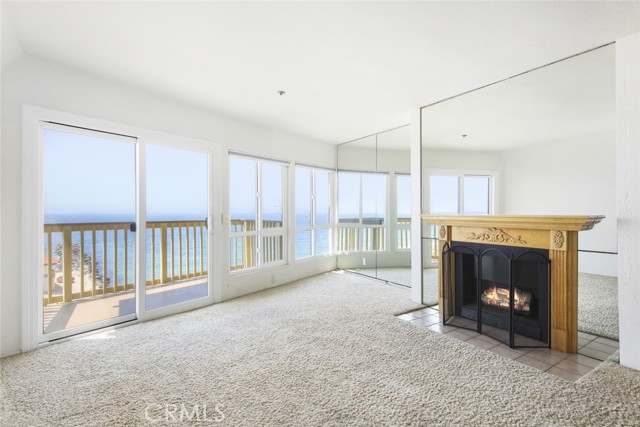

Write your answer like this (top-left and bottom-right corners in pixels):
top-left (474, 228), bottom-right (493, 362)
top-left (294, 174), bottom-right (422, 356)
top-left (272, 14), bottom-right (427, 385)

top-left (295, 167), bottom-right (331, 226)
top-left (44, 128), bottom-right (208, 222)
top-left (146, 144), bottom-right (208, 220)
top-left (229, 156), bottom-right (285, 221)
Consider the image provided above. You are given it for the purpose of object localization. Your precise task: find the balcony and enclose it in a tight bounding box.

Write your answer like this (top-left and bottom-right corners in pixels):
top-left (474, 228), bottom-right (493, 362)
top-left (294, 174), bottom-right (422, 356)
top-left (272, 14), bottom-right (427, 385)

top-left (43, 220), bottom-right (208, 335)
top-left (42, 217), bottom-right (408, 334)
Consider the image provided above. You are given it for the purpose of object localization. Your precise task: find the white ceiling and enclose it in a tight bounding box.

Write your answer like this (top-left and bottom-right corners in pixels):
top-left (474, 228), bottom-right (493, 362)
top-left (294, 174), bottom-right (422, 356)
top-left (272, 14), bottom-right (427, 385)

top-left (4, 1), bottom-right (640, 144)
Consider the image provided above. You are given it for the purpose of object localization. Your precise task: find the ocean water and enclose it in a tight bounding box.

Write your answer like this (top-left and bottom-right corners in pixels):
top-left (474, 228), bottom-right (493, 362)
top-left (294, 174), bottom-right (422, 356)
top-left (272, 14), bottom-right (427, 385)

top-left (44, 213), bottom-right (332, 283)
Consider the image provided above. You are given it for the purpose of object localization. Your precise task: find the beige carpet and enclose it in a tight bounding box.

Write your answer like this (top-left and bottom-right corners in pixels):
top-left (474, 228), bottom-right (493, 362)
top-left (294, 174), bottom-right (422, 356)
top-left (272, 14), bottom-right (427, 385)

top-left (578, 273), bottom-right (619, 340)
top-left (1, 271), bottom-right (639, 426)
top-left (348, 267), bottom-right (439, 306)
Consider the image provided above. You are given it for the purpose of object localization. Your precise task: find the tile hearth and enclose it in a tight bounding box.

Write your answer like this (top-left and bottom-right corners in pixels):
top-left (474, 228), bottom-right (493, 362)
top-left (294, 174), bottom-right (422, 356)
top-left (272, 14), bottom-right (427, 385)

top-left (398, 306), bottom-right (618, 382)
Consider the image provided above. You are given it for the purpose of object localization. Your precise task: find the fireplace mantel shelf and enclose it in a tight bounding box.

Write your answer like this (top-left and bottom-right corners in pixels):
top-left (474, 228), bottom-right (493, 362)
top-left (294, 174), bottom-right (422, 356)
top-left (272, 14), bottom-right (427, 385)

top-left (421, 215), bottom-right (604, 231)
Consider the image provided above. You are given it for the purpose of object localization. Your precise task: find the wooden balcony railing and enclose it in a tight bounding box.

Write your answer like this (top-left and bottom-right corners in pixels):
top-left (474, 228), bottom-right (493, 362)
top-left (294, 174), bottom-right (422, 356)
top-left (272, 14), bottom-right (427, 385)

top-left (337, 217), bottom-right (411, 252)
top-left (337, 218), bottom-right (386, 252)
top-left (146, 220), bottom-right (208, 285)
top-left (397, 217), bottom-right (411, 250)
top-left (43, 220), bottom-right (207, 306)
top-left (229, 219), bottom-right (284, 271)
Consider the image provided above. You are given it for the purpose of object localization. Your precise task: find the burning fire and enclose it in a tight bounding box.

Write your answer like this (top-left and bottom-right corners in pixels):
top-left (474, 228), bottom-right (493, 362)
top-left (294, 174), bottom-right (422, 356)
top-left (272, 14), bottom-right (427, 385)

top-left (481, 284), bottom-right (532, 314)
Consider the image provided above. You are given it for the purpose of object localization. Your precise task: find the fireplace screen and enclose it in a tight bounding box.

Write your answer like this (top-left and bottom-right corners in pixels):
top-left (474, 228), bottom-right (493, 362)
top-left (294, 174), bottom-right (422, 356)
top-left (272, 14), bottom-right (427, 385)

top-left (442, 242), bottom-right (550, 349)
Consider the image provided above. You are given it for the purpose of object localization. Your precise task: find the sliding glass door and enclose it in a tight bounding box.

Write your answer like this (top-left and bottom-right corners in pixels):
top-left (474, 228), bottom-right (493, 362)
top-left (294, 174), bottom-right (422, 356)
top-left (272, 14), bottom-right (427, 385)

top-left (144, 144), bottom-right (210, 311)
top-left (39, 122), bottom-right (215, 343)
top-left (42, 123), bottom-right (137, 340)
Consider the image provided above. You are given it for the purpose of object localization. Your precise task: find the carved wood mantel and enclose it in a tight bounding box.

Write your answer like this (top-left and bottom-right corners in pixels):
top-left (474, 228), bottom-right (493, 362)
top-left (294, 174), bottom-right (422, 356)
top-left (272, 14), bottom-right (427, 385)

top-left (421, 215), bottom-right (604, 353)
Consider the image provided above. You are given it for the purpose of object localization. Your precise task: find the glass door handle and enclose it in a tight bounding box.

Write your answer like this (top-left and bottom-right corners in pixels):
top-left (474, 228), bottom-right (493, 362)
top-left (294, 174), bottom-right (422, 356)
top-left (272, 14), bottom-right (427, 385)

top-left (129, 223), bottom-right (136, 232)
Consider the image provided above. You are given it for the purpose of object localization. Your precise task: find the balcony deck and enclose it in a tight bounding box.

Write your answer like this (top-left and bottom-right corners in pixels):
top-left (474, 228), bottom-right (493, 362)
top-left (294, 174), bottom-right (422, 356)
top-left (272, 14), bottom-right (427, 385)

top-left (43, 277), bottom-right (207, 335)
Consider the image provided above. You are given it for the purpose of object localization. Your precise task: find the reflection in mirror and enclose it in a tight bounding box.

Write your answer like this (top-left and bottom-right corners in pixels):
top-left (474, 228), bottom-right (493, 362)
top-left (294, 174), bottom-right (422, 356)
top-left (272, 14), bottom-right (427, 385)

top-left (337, 126), bottom-right (411, 286)
top-left (420, 44), bottom-right (618, 343)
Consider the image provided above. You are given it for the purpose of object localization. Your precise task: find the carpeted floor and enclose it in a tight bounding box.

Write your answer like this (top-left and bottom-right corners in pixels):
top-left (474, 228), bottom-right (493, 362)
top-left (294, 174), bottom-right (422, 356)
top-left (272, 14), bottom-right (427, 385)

top-left (578, 273), bottom-right (619, 340)
top-left (423, 267), bottom-right (439, 306)
top-left (1, 271), bottom-right (638, 426)
top-left (350, 267), bottom-right (439, 305)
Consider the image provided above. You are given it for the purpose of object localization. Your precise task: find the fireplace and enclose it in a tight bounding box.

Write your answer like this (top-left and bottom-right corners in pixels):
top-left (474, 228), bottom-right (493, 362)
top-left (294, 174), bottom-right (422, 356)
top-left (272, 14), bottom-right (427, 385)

top-left (444, 242), bottom-right (550, 348)
top-left (422, 215), bottom-right (604, 353)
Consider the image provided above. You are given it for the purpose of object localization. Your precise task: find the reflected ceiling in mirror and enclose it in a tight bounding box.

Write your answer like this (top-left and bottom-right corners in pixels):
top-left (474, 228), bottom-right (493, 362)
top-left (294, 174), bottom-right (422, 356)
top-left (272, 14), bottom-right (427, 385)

top-left (421, 44), bottom-right (614, 151)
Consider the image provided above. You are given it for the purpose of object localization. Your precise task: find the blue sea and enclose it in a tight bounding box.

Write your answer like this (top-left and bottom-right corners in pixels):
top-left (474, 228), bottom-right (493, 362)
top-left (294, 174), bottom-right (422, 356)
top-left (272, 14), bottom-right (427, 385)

top-left (44, 213), bottom-right (331, 284)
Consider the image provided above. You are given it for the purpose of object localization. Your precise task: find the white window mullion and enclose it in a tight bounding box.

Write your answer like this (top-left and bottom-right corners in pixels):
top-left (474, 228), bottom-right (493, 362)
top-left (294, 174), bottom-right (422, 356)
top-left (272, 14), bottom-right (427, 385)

top-left (282, 164), bottom-right (288, 263)
top-left (311, 170), bottom-right (316, 256)
top-left (256, 161), bottom-right (262, 268)
top-left (458, 174), bottom-right (464, 214)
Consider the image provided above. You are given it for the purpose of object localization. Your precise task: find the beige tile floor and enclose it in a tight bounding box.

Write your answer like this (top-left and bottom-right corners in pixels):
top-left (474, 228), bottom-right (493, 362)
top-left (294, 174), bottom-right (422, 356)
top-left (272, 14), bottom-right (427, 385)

top-left (398, 306), bottom-right (619, 382)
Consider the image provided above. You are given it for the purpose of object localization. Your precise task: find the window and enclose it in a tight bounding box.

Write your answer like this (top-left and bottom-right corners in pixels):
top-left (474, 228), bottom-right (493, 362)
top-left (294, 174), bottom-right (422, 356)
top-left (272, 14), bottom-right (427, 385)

top-left (396, 174), bottom-right (411, 250)
top-left (337, 171), bottom-right (387, 252)
top-left (295, 166), bottom-right (333, 259)
top-left (229, 155), bottom-right (287, 271)
top-left (428, 173), bottom-right (493, 215)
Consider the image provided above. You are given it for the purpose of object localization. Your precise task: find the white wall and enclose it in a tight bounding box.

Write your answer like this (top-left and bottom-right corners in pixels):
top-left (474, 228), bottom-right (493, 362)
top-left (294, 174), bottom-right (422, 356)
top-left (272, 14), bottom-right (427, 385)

top-left (501, 133), bottom-right (617, 276)
top-left (422, 148), bottom-right (503, 171)
top-left (616, 31), bottom-right (640, 371)
top-left (1, 55), bottom-right (337, 357)
top-left (0, 8), bottom-right (23, 71)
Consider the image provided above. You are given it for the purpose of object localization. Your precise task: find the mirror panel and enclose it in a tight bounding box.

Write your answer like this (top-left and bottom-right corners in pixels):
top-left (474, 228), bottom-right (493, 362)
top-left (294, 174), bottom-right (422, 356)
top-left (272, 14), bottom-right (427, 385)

top-left (337, 126), bottom-right (411, 286)
top-left (419, 45), bottom-right (618, 341)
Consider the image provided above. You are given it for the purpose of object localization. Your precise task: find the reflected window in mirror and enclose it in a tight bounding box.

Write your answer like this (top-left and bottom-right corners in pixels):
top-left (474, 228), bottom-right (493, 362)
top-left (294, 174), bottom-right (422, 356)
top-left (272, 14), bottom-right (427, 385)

top-left (396, 174), bottom-right (411, 250)
top-left (428, 172), bottom-right (494, 215)
top-left (337, 171), bottom-right (388, 253)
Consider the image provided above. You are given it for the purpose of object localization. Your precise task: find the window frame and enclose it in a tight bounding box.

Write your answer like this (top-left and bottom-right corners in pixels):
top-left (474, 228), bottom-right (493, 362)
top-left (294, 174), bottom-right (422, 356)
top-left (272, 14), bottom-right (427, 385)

top-left (394, 173), bottom-right (412, 252)
top-left (294, 165), bottom-right (334, 260)
top-left (229, 154), bottom-right (288, 273)
top-left (425, 169), bottom-right (497, 215)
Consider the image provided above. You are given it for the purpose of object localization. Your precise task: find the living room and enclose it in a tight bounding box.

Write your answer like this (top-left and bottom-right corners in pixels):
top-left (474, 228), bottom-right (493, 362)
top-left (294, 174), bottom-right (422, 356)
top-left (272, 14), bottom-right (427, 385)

top-left (2, 2), bottom-right (640, 425)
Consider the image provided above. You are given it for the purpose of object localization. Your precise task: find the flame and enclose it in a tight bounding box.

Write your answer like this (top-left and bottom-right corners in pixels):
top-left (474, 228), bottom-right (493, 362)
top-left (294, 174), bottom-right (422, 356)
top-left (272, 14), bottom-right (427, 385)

top-left (481, 284), bottom-right (531, 314)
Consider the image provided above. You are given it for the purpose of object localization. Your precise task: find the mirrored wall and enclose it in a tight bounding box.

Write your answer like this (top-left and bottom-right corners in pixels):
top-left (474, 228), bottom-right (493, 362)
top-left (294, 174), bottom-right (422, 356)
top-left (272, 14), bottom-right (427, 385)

top-left (337, 125), bottom-right (412, 287)
top-left (420, 44), bottom-right (619, 341)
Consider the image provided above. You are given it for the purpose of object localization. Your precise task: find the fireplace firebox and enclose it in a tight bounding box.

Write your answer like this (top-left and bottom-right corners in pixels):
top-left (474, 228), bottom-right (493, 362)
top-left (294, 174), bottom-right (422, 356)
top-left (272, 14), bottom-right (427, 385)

top-left (442, 242), bottom-right (550, 348)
